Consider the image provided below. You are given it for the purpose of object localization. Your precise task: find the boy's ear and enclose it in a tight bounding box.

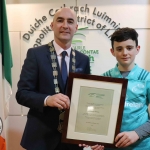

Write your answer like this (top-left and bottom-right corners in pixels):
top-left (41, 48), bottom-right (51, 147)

top-left (136, 46), bottom-right (140, 54)
top-left (110, 48), bottom-right (115, 56)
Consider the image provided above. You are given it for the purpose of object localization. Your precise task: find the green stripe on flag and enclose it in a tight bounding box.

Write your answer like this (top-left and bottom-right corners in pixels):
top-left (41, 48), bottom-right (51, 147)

top-left (0, 0), bottom-right (13, 87)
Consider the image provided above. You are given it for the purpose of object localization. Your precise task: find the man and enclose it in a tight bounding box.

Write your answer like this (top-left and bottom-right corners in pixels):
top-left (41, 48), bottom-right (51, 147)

top-left (16, 8), bottom-right (90, 150)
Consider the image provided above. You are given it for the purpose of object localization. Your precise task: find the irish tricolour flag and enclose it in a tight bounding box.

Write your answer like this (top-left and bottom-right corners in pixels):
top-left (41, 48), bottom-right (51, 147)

top-left (0, 0), bottom-right (13, 149)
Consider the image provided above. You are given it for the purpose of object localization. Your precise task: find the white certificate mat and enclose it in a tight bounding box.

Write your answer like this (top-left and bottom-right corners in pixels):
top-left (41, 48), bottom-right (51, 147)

top-left (67, 78), bottom-right (122, 143)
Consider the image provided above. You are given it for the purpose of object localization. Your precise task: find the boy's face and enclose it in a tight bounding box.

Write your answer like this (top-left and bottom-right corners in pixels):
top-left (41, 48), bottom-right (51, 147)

top-left (111, 39), bottom-right (140, 71)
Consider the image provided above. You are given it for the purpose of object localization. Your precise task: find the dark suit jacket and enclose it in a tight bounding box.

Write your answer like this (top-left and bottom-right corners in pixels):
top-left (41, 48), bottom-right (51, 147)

top-left (16, 44), bottom-right (90, 150)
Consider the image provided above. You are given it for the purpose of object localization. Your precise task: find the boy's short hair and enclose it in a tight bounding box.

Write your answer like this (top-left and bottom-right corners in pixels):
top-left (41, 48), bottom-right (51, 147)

top-left (111, 27), bottom-right (138, 49)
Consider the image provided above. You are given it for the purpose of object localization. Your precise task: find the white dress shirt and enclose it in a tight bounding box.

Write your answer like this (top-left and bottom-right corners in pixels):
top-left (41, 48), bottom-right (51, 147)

top-left (53, 41), bottom-right (71, 74)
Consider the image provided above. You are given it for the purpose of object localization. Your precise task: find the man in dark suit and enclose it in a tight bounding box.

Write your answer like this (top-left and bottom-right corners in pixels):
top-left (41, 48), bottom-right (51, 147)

top-left (16, 7), bottom-right (90, 150)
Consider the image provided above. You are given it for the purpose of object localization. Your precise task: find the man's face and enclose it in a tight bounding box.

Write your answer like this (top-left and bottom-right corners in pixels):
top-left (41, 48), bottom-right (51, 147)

top-left (51, 8), bottom-right (78, 44)
top-left (111, 39), bottom-right (140, 70)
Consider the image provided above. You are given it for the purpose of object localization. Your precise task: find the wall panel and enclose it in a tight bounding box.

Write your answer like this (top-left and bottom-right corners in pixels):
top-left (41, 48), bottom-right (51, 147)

top-left (6, 1), bottom-right (150, 150)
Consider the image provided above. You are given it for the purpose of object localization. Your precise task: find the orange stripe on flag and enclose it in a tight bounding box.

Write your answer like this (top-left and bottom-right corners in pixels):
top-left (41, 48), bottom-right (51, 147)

top-left (0, 136), bottom-right (6, 150)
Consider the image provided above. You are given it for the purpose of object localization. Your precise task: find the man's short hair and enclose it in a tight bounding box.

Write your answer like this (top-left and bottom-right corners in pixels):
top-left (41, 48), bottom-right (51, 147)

top-left (111, 27), bottom-right (138, 49)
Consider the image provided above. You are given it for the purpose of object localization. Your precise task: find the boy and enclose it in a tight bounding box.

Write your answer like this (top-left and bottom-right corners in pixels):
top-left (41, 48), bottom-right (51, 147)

top-left (81, 28), bottom-right (150, 150)
top-left (102, 27), bottom-right (150, 150)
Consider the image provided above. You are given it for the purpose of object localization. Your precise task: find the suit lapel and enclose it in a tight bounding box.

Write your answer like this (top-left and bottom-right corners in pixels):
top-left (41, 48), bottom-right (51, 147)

top-left (69, 49), bottom-right (81, 73)
top-left (69, 49), bottom-right (73, 73)
top-left (55, 55), bottom-right (65, 93)
top-left (46, 46), bottom-right (65, 93)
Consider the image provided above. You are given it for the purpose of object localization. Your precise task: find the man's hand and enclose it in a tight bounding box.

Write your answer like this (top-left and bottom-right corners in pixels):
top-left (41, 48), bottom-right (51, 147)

top-left (46, 93), bottom-right (70, 109)
top-left (79, 144), bottom-right (104, 150)
top-left (115, 131), bottom-right (139, 148)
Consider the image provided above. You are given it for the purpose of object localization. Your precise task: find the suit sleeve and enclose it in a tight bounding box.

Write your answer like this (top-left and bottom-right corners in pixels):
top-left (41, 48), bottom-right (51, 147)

top-left (85, 56), bottom-right (91, 74)
top-left (16, 49), bottom-right (48, 112)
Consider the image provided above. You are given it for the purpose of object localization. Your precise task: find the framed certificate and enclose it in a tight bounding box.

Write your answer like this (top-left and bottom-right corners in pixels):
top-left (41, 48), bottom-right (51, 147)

top-left (62, 73), bottom-right (128, 148)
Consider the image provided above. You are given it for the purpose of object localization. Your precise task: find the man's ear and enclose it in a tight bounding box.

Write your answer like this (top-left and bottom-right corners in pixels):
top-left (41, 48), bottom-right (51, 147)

top-left (110, 48), bottom-right (115, 57)
top-left (50, 22), bottom-right (53, 30)
top-left (75, 24), bottom-right (78, 33)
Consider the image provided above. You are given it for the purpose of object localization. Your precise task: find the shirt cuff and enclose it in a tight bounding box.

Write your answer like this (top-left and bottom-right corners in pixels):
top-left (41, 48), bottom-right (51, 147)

top-left (44, 96), bottom-right (50, 106)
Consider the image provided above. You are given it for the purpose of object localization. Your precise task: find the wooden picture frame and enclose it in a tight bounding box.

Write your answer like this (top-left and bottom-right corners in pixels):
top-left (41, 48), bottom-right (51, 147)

top-left (62, 73), bottom-right (128, 148)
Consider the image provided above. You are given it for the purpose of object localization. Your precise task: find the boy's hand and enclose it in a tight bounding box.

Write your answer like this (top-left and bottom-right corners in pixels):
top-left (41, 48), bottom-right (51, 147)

top-left (90, 144), bottom-right (104, 150)
top-left (115, 131), bottom-right (139, 148)
top-left (79, 144), bottom-right (104, 150)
